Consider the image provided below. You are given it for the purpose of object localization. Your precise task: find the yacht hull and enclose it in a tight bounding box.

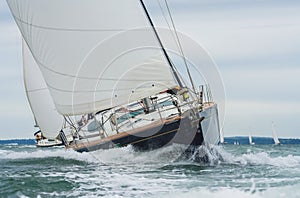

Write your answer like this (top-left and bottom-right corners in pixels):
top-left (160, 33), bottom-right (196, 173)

top-left (66, 104), bottom-right (220, 152)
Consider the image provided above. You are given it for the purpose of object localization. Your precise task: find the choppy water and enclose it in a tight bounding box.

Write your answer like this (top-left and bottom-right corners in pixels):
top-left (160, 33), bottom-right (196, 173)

top-left (1, 143), bottom-right (300, 198)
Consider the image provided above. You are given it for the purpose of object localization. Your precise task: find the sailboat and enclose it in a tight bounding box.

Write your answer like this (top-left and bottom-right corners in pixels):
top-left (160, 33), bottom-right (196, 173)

top-left (8, 0), bottom-right (220, 152)
top-left (272, 122), bottom-right (281, 145)
top-left (219, 128), bottom-right (227, 144)
top-left (22, 40), bottom-right (73, 147)
top-left (249, 133), bottom-right (255, 145)
top-left (249, 128), bottom-right (255, 145)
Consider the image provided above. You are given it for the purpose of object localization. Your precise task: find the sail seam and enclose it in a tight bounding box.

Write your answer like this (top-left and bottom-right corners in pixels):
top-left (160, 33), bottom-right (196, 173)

top-left (45, 83), bottom-right (171, 93)
top-left (26, 87), bottom-right (48, 92)
top-left (12, 14), bottom-right (125, 32)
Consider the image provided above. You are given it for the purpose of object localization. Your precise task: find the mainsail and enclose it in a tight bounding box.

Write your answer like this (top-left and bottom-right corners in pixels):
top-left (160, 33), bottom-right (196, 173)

top-left (23, 40), bottom-right (64, 140)
top-left (8, 0), bottom-right (178, 116)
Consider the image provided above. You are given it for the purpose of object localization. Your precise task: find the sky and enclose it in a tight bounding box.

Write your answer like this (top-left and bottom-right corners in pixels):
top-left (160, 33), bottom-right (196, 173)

top-left (0, 0), bottom-right (300, 139)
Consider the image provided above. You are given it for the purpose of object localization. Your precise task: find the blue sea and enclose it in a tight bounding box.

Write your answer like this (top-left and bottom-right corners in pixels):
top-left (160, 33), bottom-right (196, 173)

top-left (1, 137), bottom-right (300, 197)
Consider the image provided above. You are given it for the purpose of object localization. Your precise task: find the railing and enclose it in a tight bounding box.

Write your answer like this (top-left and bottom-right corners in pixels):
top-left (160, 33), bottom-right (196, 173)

top-left (76, 85), bottom-right (215, 140)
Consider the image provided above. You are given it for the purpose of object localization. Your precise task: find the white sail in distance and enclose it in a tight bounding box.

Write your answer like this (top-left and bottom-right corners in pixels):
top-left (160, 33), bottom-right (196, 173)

top-left (272, 122), bottom-right (280, 145)
top-left (23, 40), bottom-right (64, 140)
top-left (219, 129), bottom-right (224, 144)
top-left (7, 0), bottom-right (178, 115)
top-left (248, 132), bottom-right (254, 145)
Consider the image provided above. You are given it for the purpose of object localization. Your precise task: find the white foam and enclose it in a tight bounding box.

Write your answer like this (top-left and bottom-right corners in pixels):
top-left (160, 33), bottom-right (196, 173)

top-left (0, 144), bottom-right (183, 165)
top-left (0, 144), bottom-right (185, 166)
top-left (2, 144), bottom-right (300, 168)
top-left (262, 184), bottom-right (300, 198)
top-left (219, 150), bottom-right (300, 167)
top-left (148, 182), bottom-right (300, 198)
top-left (157, 188), bottom-right (262, 198)
top-left (6, 143), bottom-right (18, 146)
top-left (198, 144), bottom-right (300, 168)
top-left (0, 148), bottom-right (101, 163)
top-left (86, 144), bottom-right (190, 165)
top-left (39, 184), bottom-right (300, 198)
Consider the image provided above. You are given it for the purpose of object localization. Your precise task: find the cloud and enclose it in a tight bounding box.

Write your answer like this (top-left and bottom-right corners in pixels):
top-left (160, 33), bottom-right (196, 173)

top-left (0, 0), bottom-right (16, 24)
top-left (223, 100), bottom-right (300, 137)
top-left (0, 95), bottom-right (35, 139)
top-left (149, 0), bottom-right (300, 64)
top-left (0, 4), bottom-right (28, 139)
top-left (222, 67), bottom-right (300, 102)
top-left (0, 0), bottom-right (9, 13)
top-left (227, 100), bottom-right (300, 117)
top-left (221, 66), bottom-right (300, 137)
top-left (0, 22), bottom-right (21, 48)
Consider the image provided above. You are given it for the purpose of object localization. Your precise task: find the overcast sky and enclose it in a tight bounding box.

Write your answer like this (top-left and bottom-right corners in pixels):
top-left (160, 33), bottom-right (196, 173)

top-left (0, 0), bottom-right (300, 139)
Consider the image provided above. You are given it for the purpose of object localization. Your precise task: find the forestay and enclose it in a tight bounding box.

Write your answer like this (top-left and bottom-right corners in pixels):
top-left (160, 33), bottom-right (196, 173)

top-left (23, 41), bottom-right (64, 140)
top-left (7, 0), bottom-right (177, 115)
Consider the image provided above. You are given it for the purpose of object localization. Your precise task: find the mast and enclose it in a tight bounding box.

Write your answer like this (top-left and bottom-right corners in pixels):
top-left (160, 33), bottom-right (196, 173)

top-left (139, 0), bottom-right (183, 88)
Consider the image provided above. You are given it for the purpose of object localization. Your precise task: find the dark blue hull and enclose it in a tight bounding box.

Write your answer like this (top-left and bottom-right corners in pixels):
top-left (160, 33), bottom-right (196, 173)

top-left (71, 115), bottom-right (203, 153)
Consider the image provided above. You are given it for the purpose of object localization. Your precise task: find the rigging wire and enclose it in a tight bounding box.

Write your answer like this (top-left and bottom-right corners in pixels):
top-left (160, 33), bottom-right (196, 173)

top-left (162, 0), bottom-right (197, 95)
top-left (64, 115), bottom-right (78, 133)
top-left (155, 0), bottom-right (189, 88)
top-left (156, 0), bottom-right (181, 53)
top-left (140, 0), bottom-right (183, 88)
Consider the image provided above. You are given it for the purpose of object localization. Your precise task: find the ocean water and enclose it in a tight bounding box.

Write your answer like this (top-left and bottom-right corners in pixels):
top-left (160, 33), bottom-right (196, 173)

top-left (1, 142), bottom-right (300, 198)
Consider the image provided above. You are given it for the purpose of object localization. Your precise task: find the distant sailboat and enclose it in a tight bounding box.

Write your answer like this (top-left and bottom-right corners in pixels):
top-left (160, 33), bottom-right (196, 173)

top-left (272, 122), bottom-right (280, 145)
top-left (249, 132), bottom-right (255, 145)
top-left (219, 129), bottom-right (226, 144)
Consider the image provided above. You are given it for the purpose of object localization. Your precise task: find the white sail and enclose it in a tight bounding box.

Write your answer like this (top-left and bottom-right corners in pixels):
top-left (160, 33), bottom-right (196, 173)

top-left (272, 122), bottom-right (280, 145)
top-left (23, 40), bottom-right (64, 140)
top-left (219, 133), bottom-right (224, 144)
top-left (7, 0), bottom-right (177, 115)
top-left (248, 132), bottom-right (255, 145)
top-left (219, 128), bottom-right (224, 144)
